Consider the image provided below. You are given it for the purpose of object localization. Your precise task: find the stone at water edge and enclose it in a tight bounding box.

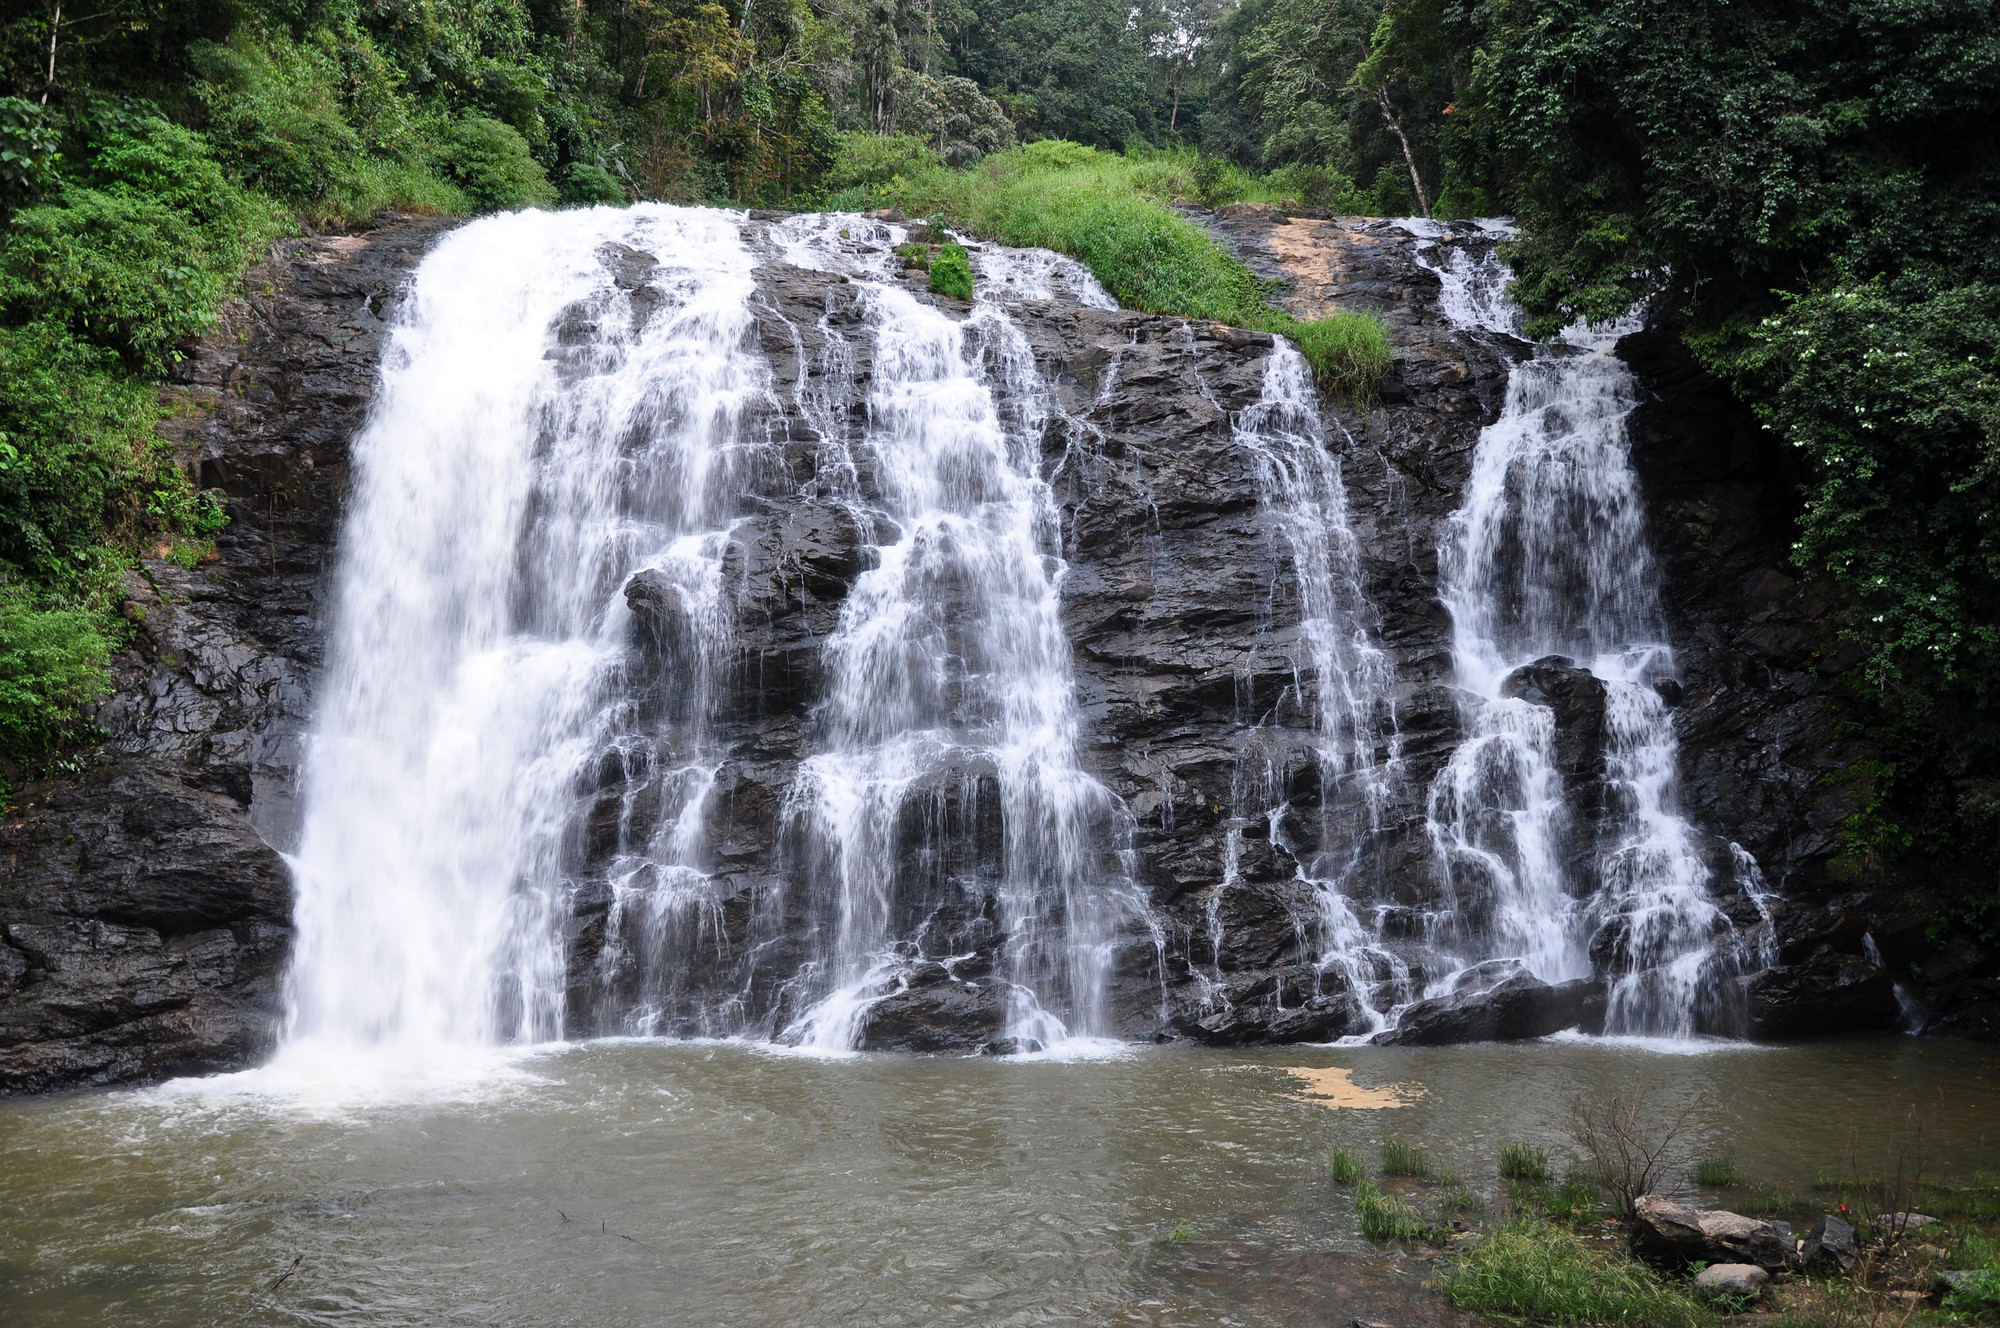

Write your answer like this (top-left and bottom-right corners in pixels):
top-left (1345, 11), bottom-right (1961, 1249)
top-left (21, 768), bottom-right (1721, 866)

top-left (1801, 1213), bottom-right (1857, 1271)
top-left (1631, 1195), bottom-right (1795, 1273)
top-left (1875, 1212), bottom-right (1941, 1232)
top-left (1694, 1264), bottom-right (1770, 1299)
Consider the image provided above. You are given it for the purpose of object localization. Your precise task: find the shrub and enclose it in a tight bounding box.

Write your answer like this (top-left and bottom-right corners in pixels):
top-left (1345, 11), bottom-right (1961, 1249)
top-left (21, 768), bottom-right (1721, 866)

top-left (1568, 1081), bottom-right (1703, 1218)
top-left (1381, 1137), bottom-right (1432, 1177)
top-left (1440, 1221), bottom-right (1709, 1327)
top-left (0, 581), bottom-right (113, 771)
top-left (1329, 1147), bottom-right (1366, 1184)
top-left (559, 162), bottom-right (628, 207)
top-left (928, 241), bottom-right (973, 299)
top-left (193, 37), bottom-right (365, 208)
top-left (1502, 1141), bottom-right (1551, 1181)
top-left (442, 116), bottom-right (552, 211)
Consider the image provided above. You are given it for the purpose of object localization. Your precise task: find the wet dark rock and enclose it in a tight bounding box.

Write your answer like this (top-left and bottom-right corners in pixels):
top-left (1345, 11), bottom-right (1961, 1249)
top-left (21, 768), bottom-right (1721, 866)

top-left (854, 968), bottom-right (1006, 1053)
top-left (1746, 951), bottom-right (1901, 1038)
top-left (1802, 1213), bottom-right (1857, 1271)
top-left (1371, 962), bottom-right (1601, 1046)
top-left (1500, 656), bottom-right (1610, 810)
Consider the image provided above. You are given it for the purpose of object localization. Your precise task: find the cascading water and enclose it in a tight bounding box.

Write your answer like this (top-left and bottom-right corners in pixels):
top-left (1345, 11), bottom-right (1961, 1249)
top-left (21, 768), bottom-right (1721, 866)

top-left (1408, 222), bottom-right (1771, 1037)
top-left (780, 225), bottom-right (1139, 1052)
top-left (281, 205), bottom-right (767, 1063)
top-left (279, 204), bottom-right (1143, 1066)
top-left (1213, 342), bottom-right (1407, 1032)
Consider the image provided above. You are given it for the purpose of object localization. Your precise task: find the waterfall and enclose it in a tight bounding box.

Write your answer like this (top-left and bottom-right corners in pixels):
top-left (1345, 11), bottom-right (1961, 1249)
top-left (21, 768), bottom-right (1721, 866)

top-left (1219, 341), bottom-right (1406, 1032)
top-left (282, 205), bottom-right (766, 1059)
top-left (779, 224), bottom-right (1138, 1053)
top-left (1409, 222), bottom-right (1770, 1037)
top-left (279, 205), bottom-right (1141, 1065)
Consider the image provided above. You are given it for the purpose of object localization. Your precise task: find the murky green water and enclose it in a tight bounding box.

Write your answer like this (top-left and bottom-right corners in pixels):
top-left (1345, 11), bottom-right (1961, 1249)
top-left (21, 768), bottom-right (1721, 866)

top-left (3, 1036), bottom-right (1996, 1327)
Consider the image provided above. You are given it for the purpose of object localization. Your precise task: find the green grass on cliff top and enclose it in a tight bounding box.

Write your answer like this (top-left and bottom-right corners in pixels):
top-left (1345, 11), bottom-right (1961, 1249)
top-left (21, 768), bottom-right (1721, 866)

top-left (876, 142), bottom-right (1394, 402)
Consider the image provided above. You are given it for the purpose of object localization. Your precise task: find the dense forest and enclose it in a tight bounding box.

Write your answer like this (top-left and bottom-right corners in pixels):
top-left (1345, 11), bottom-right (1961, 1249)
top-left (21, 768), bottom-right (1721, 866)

top-left (0, 0), bottom-right (1995, 881)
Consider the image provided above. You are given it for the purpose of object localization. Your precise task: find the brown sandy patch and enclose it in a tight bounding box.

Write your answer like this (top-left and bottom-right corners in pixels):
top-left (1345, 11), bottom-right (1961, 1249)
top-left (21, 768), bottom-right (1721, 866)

top-left (1281, 1065), bottom-right (1424, 1109)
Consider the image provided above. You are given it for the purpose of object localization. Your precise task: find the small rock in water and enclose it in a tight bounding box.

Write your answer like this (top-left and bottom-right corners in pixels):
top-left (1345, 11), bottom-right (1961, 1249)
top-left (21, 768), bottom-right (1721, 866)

top-left (1694, 1263), bottom-right (1770, 1299)
top-left (1801, 1213), bottom-right (1857, 1271)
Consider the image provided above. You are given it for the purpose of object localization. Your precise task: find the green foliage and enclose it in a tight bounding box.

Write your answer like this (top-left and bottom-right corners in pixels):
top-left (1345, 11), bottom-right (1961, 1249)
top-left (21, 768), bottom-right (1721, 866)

top-left (928, 241), bottom-right (974, 299)
top-left (1720, 285), bottom-right (2000, 738)
top-left (1380, 1136), bottom-right (1432, 1177)
top-left (1329, 1147), bottom-right (1367, 1184)
top-left (828, 133), bottom-right (941, 192)
top-left (1441, 1221), bottom-right (1710, 1327)
top-left (1167, 1220), bottom-right (1199, 1243)
top-left (1695, 1155), bottom-right (1739, 1187)
top-left (884, 144), bottom-right (1394, 397)
top-left (1501, 1141), bottom-right (1550, 1181)
top-left (1507, 1171), bottom-right (1604, 1224)
top-left (0, 97), bottom-right (60, 207)
top-left (1944, 1270), bottom-right (2000, 1318)
top-left (559, 163), bottom-right (628, 208)
top-left (443, 115), bottom-right (552, 212)
top-left (0, 580), bottom-right (113, 771)
top-left (1353, 1178), bottom-right (1435, 1242)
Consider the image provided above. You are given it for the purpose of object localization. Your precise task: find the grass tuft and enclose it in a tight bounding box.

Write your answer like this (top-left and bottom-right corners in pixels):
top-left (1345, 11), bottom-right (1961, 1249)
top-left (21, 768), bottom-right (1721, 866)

top-left (1354, 1179), bottom-right (1436, 1243)
top-left (1381, 1136), bottom-right (1433, 1177)
top-left (1329, 1147), bottom-right (1366, 1185)
top-left (1695, 1154), bottom-right (1739, 1187)
top-left (1501, 1141), bottom-right (1551, 1181)
top-left (1167, 1220), bottom-right (1199, 1244)
top-left (1440, 1221), bottom-right (1709, 1327)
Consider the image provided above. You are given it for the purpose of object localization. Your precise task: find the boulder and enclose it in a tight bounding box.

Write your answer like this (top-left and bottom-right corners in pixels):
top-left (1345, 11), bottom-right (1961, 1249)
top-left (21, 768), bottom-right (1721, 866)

top-left (1632, 1195), bottom-right (1794, 1273)
top-left (1372, 962), bottom-right (1602, 1045)
top-left (1876, 1212), bottom-right (1941, 1235)
top-left (853, 970), bottom-right (1006, 1053)
top-left (1801, 1213), bottom-right (1857, 1271)
top-left (1694, 1264), bottom-right (1770, 1299)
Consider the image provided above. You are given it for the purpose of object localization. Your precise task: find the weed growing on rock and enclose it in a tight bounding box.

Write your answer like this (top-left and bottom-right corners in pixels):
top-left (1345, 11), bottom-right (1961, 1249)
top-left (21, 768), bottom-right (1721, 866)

top-left (880, 144), bottom-right (1394, 399)
top-left (928, 243), bottom-right (974, 300)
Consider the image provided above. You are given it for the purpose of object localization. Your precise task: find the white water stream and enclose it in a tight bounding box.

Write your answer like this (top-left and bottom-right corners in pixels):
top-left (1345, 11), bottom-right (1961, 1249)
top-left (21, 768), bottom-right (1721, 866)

top-left (1406, 222), bottom-right (1770, 1036)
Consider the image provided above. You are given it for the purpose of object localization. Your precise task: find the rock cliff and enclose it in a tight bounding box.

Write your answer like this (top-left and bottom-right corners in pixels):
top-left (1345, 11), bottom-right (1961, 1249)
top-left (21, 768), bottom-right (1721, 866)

top-left (2, 209), bottom-right (1989, 1092)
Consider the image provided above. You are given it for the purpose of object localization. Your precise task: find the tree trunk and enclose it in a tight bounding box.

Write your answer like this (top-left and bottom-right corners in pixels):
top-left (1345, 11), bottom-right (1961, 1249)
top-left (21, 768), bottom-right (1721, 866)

top-left (1373, 87), bottom-right (1431, 219)
top-left (43, 0), bottom-right (61, 104)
